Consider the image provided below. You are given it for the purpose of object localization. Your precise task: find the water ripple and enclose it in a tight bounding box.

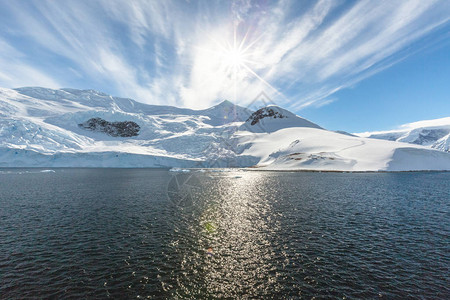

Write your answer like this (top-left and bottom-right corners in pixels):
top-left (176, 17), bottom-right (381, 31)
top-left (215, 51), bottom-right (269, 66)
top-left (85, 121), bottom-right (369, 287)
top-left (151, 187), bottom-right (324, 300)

top-left (0, 169), bottom-right (449, 299)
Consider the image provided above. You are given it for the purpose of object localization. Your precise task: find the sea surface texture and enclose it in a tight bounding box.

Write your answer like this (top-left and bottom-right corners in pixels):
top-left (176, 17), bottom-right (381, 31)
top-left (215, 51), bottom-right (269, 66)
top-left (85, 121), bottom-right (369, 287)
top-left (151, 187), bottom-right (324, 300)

top-left (0, 169), bottom-right (449, 299)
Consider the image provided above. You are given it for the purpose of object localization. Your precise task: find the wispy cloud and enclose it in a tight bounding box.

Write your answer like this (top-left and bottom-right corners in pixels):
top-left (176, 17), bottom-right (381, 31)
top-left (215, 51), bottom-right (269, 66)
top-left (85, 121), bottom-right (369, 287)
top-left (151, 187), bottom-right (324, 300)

top-left (0, 39), bottom-right (60, 88)
top-left (0, 0), bottom-right (448, 109)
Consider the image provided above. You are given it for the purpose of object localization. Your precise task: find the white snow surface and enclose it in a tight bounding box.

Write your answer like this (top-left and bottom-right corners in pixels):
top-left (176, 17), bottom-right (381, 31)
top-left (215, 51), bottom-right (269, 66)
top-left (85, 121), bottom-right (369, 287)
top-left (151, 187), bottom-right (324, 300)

top-left (236, 128), bottom-right (450, 171)
top-left (1, 87), bottom-right (449, 171)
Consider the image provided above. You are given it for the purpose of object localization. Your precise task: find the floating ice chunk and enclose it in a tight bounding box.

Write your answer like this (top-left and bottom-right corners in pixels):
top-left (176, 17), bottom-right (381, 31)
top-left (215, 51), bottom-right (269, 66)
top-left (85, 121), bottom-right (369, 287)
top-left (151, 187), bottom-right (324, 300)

top-left (169, 167), bottom-right (190, 173)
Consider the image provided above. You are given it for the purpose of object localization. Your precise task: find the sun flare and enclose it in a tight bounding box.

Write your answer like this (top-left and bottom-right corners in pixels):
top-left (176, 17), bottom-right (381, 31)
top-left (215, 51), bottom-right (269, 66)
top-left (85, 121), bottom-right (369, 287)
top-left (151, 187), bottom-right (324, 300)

top-left (214, 29), bottom-right (254, 78)
top-left (193, 24), bottom-right (287, 104)
top-left (223, 47), bottom-right (246, 69)
top-left (199, 25), bottom-right (257, 78)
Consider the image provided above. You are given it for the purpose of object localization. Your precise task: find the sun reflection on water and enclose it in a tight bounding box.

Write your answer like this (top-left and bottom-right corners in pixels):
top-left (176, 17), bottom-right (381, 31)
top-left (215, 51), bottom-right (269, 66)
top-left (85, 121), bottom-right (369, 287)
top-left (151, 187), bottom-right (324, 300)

top-left (166, 171), bottom-right (285, 298)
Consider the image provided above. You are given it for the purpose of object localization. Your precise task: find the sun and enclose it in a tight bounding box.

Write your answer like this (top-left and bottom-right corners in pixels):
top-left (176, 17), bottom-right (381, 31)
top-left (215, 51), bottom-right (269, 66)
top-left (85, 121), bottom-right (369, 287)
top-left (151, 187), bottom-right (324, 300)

top-left (202, 23), bottom-right (260, 79)
top-left (223, 47), bottom-right (246, 69)
top-left (214, 28), bottom-right (254, 79)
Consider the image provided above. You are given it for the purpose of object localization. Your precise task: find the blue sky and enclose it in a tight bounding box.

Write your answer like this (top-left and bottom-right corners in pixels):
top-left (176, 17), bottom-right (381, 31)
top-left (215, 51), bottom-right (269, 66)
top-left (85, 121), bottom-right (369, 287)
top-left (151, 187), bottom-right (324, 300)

top-left (0, 0), bottom-right (449, 132)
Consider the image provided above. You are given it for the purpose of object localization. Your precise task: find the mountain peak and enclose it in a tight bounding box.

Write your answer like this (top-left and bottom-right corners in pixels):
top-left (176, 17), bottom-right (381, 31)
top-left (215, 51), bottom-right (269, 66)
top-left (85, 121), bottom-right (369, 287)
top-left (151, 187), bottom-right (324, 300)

top-left (200, 100), bottom-right (253, 125)
top-left (214, 99), bottom-right (235, 107)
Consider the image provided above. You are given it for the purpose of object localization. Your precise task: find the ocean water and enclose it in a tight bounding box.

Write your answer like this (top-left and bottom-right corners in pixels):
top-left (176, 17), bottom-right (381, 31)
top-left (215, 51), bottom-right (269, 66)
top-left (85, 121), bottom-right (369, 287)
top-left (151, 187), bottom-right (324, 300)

top-left (0, 169), bottom-right (449, 299)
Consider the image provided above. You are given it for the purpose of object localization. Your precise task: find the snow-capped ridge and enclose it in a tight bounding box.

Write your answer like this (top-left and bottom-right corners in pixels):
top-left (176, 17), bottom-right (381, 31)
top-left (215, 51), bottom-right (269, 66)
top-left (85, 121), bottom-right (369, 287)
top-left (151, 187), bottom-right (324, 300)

top-left (212, 99), bottom-right (235, 107)
top-left (400, 117), bottom-right (450, 130)
top-left (357, 117), bottom-right (450, 152)
top-left (14, 87), bottom-right (253, 125)
top-left (197, 99), bottom-right (252, 125)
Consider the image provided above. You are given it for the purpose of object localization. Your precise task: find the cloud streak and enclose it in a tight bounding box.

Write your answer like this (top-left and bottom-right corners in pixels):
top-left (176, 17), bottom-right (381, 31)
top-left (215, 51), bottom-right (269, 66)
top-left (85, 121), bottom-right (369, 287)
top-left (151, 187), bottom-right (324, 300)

top-left (0, 0), bottom-right (448, 110)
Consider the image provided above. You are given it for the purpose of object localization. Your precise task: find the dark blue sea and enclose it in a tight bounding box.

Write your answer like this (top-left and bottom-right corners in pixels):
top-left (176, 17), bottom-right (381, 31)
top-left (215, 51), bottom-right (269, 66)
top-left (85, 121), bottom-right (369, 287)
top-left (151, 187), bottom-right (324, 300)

top-left (0, 169), bottom-right (449, 299)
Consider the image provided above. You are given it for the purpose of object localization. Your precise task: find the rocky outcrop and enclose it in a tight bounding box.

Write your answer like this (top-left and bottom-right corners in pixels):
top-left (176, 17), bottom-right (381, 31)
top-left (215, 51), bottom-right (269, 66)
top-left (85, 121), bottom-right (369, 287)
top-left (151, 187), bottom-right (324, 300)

top-left (78, 118), bottom-right (140, 137)
top-left (246, 107), bottom-right (286, 126)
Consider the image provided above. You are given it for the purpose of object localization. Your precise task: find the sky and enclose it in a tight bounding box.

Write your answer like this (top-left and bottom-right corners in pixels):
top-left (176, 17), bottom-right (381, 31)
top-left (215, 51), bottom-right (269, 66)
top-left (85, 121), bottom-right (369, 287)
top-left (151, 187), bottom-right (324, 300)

top-left (0, 0), bottom-right (449, 132)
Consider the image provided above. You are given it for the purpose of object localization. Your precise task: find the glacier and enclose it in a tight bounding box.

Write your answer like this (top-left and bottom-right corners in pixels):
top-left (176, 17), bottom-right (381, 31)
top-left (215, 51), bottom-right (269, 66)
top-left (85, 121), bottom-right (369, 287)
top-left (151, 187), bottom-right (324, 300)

top-left (356, 117), bottom-right (450, 152)
top-left (1, 87), bottom-right (449, 171)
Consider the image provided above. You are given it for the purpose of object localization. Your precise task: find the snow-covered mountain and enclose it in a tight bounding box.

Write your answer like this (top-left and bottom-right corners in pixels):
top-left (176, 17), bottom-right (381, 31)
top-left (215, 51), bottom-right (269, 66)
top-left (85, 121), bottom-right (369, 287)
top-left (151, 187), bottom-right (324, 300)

top-left (1, 87), bottom-right (449, 171)
top-left (0, 87), bottom-right (257, 167)
top-left (357, 117), bottom-right (450, 152)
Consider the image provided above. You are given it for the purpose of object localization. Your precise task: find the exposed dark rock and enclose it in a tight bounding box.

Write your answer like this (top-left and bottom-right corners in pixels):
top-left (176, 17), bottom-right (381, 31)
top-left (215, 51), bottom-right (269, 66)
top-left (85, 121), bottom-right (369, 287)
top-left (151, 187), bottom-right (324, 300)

top-left (78, 117), bottom-right (140, 137)
top-left (246, 107), bottom-right (286, 125)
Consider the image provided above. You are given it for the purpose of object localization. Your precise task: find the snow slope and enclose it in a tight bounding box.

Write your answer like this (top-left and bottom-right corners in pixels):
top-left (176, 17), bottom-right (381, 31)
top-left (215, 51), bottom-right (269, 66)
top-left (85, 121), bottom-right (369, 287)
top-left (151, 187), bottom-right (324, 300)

top-left (236, 128), bottom-right (450, 171)
top-left (357, 117), bottom-right (450, 152)
top-left (1, 87), bottom-right (449, 171)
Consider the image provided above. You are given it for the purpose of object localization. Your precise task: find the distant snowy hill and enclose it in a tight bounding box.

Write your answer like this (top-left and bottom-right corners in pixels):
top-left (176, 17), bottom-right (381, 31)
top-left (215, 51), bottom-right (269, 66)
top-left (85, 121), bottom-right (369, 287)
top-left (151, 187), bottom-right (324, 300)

top-left (357, 117), bottom-right (450, 152)
top-left (1, 87), bottom-right (449, 171)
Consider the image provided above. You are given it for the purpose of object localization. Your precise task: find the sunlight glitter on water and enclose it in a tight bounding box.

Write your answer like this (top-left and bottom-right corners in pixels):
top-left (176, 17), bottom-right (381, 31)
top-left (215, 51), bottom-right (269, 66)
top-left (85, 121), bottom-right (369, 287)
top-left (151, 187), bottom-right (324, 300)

top-left (163, 172), bottom-right (282, 297)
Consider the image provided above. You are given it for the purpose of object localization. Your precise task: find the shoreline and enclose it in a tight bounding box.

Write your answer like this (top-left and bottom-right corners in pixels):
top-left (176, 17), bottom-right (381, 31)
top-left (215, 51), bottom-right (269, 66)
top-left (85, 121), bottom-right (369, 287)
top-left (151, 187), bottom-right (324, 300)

top-left (0, 166), bottom-right (449, 173)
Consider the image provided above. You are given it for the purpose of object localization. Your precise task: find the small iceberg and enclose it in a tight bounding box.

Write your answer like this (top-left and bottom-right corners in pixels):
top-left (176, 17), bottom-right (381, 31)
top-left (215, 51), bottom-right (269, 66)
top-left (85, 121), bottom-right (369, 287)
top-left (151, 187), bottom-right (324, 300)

top-left (169, 167), bottom-right (190, 173)
top-left (40, 170), bottom-right (56, 173)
